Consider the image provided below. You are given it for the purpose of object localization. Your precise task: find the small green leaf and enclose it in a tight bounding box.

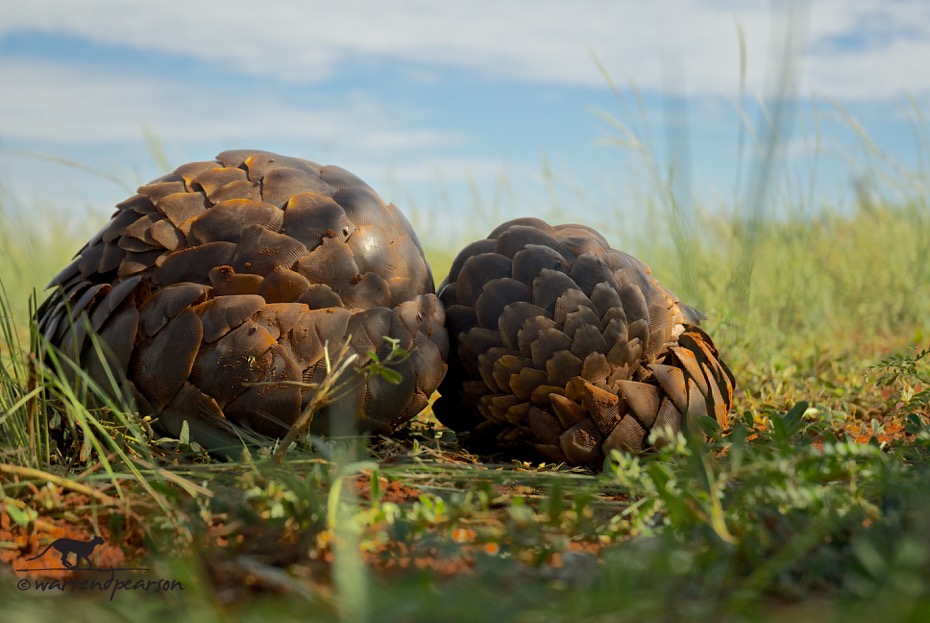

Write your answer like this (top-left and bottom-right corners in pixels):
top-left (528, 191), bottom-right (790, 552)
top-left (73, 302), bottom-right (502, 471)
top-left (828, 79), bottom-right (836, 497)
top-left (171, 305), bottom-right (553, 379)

top-left (782, 400), bottom-right (808, 436)
top-left (6, 504), bottom-right (38, 527)
top-left (773, 401), bottom-right (808, 447)
top-left (905, 413), bottom-right (926, 435)
top-left (376, 367), bottom-right (403, 385)
top-left (697, 415), bottom-right (722, 437)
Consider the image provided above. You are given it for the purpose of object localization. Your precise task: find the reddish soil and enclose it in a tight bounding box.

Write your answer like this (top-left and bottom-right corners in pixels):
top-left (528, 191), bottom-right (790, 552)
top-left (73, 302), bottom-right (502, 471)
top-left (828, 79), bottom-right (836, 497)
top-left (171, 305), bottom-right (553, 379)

top-left (349, 474), bottom-right (424, 505)
top-left (2, 499), bottom-right (141, 580)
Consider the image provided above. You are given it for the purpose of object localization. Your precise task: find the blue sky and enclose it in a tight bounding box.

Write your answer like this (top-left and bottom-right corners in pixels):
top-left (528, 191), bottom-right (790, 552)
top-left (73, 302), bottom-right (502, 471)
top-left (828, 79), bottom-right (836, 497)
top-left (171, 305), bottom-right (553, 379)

top-left (1, 0), bottom-right (928, 239)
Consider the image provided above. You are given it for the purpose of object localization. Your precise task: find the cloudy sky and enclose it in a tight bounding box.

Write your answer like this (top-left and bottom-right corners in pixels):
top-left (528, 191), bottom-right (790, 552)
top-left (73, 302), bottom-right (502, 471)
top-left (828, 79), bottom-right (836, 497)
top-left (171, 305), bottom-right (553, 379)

top-left (1, 0), bottom-right (928, 232)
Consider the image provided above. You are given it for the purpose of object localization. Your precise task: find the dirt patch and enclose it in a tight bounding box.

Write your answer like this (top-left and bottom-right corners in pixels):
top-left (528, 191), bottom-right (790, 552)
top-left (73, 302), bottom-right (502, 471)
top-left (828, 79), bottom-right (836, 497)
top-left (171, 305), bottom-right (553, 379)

top-left (349, 474), bottom-right (424, 505)
top-left (1, 495), bottom-right (146, 580)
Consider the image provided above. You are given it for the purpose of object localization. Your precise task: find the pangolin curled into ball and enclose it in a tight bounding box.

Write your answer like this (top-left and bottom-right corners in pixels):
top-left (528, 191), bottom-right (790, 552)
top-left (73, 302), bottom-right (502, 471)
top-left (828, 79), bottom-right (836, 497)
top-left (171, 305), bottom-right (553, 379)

top-left (434, 217), bottom-right (734, 468)
top-left (37, 150), bottom-right (449, 453)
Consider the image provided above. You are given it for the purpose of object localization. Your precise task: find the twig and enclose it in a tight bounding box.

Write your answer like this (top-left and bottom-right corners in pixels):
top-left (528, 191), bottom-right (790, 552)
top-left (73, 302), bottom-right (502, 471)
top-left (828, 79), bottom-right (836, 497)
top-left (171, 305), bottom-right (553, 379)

top-left (273, 343), bottom-right (360, 464)
top-left (130, 458), bottom-right (214, 498)
top-left (0, 463), bottom-right (119, 506)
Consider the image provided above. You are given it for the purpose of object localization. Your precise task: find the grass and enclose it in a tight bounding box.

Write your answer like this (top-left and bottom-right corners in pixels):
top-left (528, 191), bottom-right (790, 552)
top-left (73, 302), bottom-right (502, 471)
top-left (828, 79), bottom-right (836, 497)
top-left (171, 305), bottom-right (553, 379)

top-left (2, 97), bottom-right (930, 622)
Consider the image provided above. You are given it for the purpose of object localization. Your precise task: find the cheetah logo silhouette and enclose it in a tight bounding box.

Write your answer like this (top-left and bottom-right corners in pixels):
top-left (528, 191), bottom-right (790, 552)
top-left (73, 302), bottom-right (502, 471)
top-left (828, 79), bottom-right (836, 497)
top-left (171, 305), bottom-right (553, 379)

top-left (26, 536), bottom-right (105, 569)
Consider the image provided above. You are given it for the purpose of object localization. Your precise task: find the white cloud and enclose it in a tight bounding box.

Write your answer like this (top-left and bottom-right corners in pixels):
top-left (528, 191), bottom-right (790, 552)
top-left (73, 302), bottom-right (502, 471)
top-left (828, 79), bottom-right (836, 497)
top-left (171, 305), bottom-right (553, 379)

top-left (0, 0), bottom-right (926, 220)
top-left (1, 0), bottom-right (928, 101)
top-left (0, 59), bottom-right (462, 149)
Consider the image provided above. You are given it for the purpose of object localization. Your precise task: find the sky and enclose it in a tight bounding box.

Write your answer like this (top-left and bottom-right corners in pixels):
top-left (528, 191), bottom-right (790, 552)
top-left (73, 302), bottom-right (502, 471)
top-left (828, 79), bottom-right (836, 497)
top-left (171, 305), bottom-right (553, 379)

top-left (1, 0), bottom-right (928, 237)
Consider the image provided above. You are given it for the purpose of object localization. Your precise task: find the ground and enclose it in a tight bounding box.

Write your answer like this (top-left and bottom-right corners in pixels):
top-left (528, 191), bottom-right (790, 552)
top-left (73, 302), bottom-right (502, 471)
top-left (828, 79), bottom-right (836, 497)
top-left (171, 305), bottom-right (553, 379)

top-left (2, 195), bottom-right (930, 622)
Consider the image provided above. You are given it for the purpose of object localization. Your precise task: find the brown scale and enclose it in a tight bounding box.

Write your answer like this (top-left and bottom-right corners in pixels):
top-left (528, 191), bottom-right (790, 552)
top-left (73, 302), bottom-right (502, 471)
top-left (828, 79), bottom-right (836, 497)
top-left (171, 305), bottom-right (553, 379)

top-left (37, 150), bottom-right (449, 456)
top-left (435, 217), bottom-right (735, 469)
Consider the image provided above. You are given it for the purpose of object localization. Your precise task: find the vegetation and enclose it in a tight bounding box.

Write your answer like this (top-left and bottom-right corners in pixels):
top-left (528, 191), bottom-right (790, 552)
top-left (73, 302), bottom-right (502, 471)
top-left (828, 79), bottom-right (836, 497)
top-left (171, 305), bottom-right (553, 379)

top-left (2, 96), bottom-right (930, 622)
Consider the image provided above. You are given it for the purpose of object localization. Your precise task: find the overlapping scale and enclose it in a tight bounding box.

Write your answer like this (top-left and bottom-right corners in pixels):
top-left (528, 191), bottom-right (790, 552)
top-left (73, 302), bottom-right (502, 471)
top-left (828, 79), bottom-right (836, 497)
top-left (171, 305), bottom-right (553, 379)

top-left (37, 150), bottom-right (448, 455)
top-left (435, 217), bottom-right (734, 468)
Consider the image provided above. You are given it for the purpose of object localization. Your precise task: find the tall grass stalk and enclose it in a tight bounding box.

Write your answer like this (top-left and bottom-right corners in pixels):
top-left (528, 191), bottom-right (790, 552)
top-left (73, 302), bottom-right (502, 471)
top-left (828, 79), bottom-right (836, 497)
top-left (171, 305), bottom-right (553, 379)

top-left (0, 286), bottom-right (210, 533)
top-left (328, 458), bottom-right (376, 623)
